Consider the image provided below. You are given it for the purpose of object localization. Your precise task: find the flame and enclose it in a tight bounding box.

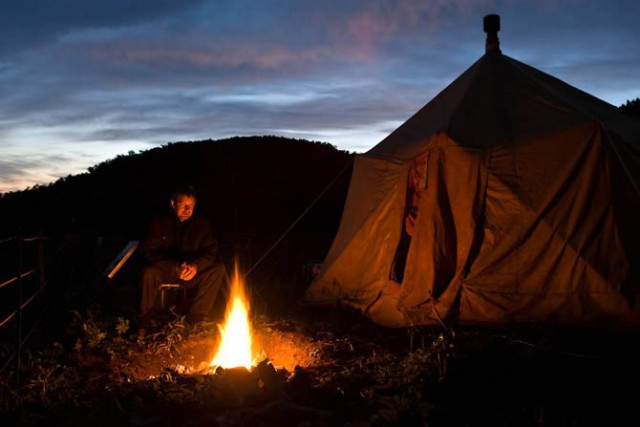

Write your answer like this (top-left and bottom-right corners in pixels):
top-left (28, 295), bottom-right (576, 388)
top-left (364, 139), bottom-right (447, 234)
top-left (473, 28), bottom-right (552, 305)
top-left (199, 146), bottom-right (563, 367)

top-left (210, 265), bottom-right (255, 370)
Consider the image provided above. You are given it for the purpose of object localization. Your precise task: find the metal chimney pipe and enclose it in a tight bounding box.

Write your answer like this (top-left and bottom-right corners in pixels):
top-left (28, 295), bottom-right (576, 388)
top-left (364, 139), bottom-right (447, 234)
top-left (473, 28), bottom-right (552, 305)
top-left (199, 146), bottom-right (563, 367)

top-left (484, 14), bottom-right (501, 53)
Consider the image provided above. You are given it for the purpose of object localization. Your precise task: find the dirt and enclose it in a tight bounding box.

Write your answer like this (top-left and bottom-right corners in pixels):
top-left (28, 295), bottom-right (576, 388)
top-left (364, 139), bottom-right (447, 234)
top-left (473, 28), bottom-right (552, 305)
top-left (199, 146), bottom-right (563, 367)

top-left (107, 317), bottom-right (323, 382)
top-left (4, 306), bottom-right (640, 426)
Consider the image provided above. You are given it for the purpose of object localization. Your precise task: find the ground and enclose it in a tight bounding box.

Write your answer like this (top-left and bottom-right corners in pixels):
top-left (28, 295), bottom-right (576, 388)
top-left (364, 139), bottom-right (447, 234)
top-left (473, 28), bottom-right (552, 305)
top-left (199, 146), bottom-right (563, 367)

top-left (2, 304), bottom-right (640, 426)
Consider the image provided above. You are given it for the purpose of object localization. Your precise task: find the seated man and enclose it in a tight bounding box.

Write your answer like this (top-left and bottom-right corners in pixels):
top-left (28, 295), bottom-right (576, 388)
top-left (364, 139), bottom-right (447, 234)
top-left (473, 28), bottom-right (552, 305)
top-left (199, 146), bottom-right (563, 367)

top-left (138, 184), bottom-right (227, 326)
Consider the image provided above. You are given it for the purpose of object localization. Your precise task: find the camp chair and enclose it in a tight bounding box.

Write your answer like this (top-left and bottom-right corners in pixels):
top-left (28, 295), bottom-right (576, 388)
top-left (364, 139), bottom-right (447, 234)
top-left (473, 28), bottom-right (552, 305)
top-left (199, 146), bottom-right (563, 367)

top-left (104, 240), bottom-right (187, 312)
top-left (158, 283), bottom-right (187, 311)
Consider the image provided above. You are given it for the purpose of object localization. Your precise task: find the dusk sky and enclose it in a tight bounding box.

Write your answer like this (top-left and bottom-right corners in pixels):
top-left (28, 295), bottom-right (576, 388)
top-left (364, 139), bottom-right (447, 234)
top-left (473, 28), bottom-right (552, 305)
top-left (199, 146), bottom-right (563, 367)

top-left (1, 0), bottom-right (639, 193)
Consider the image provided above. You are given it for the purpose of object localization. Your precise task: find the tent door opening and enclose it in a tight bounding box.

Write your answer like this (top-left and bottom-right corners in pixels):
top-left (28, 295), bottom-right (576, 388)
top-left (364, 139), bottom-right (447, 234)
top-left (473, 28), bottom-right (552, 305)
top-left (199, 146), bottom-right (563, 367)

top-left (390, 150), bottom-right (430, 283)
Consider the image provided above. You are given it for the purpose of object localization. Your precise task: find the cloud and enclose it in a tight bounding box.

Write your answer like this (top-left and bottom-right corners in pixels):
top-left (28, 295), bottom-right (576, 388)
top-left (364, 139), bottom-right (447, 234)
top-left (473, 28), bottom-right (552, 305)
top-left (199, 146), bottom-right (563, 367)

top-left (0, 153), bottom-right (77, 192)
top-left (1, 0), bottom-right (640, 193)
top-left (0, 0), bottom-right (206, 58)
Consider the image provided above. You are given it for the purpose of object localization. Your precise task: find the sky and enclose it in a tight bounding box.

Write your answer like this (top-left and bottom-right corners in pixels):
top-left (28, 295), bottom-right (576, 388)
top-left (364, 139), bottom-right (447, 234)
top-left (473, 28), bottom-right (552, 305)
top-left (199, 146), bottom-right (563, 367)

top-left (1, 0), bottom-right (639, 193)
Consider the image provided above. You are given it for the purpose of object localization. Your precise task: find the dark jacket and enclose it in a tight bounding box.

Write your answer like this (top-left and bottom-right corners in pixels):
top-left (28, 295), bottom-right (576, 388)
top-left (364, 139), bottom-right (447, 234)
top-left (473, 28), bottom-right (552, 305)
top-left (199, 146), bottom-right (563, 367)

top-left (139, 213), bottom-right (218, 276)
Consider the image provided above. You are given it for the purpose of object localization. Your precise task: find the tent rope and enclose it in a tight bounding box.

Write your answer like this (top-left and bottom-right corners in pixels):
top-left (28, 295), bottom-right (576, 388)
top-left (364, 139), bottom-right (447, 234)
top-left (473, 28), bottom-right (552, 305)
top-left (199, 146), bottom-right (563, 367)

top-left (245, 157), bottom-right (353, 278)
top-left (431, 303), bottom-right (454, 337)
top-left (600, 121), bottom-right (640, 195)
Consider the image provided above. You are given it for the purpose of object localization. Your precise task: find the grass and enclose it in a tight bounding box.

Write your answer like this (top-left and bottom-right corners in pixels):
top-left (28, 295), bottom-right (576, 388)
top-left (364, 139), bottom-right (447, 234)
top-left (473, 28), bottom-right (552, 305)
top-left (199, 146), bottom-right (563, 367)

top-left (1, 304), bottom-right (640, 426)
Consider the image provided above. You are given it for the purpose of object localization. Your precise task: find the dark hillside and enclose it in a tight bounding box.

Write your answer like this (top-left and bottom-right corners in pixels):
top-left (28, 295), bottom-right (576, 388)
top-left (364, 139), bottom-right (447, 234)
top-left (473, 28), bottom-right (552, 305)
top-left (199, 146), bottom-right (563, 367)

top-left (0, 136), bottom-right (352, 238)
top-left (0, 136), bottom-right (353, 315)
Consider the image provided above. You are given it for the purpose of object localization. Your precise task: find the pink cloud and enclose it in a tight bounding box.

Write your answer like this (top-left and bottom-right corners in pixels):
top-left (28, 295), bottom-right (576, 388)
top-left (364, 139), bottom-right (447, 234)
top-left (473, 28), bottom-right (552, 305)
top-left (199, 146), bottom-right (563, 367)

top-left (88, 40), bottom-right (337, 70)
top-left (343, 0), bottom-right (491, 58)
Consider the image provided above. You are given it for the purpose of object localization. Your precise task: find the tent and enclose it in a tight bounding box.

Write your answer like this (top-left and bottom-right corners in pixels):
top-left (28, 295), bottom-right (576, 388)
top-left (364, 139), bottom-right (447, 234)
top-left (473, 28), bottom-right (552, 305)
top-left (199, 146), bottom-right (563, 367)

top-left (304, 16), bottom-right (640, 329)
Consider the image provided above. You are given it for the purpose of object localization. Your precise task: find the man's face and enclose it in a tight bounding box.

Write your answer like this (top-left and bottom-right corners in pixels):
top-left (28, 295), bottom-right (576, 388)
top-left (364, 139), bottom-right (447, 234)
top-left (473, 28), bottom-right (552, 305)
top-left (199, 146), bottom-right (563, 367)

top-left (171, 194), bottom-right (196, 222)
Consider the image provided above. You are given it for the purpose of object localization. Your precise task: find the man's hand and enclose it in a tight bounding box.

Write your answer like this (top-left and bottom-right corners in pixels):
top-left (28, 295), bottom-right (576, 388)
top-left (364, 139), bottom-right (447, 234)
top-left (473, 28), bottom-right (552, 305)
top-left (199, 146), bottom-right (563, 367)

top-left (177, 262), bottom-right (197, 281)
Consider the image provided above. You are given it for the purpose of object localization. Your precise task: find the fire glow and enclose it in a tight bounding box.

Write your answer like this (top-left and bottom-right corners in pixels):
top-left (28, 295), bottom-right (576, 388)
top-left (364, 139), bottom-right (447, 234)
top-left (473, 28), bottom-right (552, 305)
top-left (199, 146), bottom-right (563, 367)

top-left (209, 265), bottom-right (257, 370)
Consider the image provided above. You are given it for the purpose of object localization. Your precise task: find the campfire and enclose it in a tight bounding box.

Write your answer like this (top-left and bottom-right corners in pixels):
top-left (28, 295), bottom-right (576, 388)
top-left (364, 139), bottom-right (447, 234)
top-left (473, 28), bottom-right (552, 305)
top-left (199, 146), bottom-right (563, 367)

top-left (203, 265), bottom-right (330, 421)
top-left (144, 261), bottom-right (326, 421)
top-left (210, 264), bottom-right (262, 370)
top-left (170, 262), bottom-right (316, 377)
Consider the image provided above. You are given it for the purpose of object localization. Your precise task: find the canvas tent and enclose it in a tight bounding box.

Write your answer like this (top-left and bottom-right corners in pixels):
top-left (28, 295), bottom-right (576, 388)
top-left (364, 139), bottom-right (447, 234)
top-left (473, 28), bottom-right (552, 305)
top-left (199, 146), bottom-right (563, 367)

top-left (304, 16), bottom-right (640, 329)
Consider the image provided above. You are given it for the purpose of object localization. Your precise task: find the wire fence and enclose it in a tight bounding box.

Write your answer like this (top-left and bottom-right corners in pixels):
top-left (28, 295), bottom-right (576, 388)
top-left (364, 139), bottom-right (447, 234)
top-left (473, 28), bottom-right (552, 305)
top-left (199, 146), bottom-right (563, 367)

top-left (0, 232), bottom-right (47, 384)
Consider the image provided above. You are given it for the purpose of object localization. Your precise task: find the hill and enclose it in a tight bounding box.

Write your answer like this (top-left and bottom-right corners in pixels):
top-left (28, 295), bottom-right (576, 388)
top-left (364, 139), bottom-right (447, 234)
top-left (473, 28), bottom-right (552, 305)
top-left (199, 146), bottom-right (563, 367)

top-left (0, 136), bottom-right (354, 315)
top-left (0, 136), bottom-right (352, 238)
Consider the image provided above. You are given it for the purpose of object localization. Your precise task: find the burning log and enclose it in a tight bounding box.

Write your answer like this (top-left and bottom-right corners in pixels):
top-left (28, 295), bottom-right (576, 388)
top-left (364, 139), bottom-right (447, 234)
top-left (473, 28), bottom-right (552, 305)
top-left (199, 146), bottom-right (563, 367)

top-left (212, 360), bottom-right (332, 425)
top-left (214, 365), bottom-right (262, 406)
top-left (199, 263), bottom-right (333, 424)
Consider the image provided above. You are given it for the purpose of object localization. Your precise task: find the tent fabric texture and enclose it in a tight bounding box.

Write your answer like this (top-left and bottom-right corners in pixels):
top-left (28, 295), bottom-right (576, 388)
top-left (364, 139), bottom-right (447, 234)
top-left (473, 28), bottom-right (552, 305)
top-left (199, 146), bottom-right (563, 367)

top-left (304, 49), bottom-right (640, 330)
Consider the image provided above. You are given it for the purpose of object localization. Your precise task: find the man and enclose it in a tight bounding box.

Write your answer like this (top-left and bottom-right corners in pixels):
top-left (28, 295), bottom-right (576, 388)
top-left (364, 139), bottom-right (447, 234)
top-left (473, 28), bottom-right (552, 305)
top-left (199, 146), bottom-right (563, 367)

top-left (138, 184), bottom-right (227, 326)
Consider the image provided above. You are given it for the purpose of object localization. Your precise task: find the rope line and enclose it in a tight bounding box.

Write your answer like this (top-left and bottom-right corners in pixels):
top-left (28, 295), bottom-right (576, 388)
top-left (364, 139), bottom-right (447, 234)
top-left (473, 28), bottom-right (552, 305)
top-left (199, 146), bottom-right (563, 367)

top-left (0, 267), bottom-right (38, 290)
top-left (245, 157), bottom-right (353, 277)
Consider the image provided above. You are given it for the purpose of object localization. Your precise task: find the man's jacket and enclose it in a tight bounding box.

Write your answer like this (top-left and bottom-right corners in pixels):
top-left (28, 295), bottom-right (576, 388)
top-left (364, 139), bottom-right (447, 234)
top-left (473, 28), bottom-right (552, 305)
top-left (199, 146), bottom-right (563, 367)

top-left (139, 213), bottom-right (218, 276)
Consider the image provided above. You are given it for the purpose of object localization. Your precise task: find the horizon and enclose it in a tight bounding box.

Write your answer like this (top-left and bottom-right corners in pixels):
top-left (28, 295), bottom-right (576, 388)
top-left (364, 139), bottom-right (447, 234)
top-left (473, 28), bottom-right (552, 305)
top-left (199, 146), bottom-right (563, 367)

top-left (0, 134), bottom-right (353, 194)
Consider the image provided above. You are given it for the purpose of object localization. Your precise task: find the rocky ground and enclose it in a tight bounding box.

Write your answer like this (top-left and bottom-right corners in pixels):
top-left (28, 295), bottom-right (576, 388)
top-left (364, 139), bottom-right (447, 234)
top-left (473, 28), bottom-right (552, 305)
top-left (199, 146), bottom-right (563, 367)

top-left (1, 304), bottom-right (640, 426)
